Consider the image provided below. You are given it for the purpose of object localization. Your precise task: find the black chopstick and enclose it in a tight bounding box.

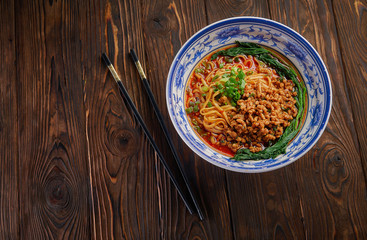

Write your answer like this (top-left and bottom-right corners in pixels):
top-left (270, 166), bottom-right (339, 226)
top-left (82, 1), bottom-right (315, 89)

top-left (129, 49), bottom-right (204, 220)
top-left (101, 53), bottom-right (196, 216)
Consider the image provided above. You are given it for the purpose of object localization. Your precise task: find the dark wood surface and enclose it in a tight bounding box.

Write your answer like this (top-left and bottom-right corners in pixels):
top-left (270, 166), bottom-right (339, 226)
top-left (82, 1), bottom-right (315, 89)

top-left (1, 0), bottom-right (366, 239)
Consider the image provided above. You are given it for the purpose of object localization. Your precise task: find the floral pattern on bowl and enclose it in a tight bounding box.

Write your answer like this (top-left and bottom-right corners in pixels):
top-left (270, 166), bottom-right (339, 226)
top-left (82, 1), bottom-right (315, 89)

top-left (166, 17), bottom-right (332, 173)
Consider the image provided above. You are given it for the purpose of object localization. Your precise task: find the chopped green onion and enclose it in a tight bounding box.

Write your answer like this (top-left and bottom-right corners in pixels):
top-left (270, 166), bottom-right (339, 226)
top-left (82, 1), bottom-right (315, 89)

top-left (213, 75), bottom-right (219, 81)
top-left (246, 71), bottom-right (253, 76)
top-left (193, 105), bottom-right (199, 112)
top-left (219, 63), bottom-right (224, 68)
top-left (219, 77), bottom-right (228, 83)
top-left (202, 86), bottom-right (209, 92)
top-left (185, 107), bottom-right (193, 113)
top-left (207, 102), bottom-right (213, 107)
top-left (237, 69), bottom-right (245, 80)
top-left (239, 79), bottom-right (246, 89)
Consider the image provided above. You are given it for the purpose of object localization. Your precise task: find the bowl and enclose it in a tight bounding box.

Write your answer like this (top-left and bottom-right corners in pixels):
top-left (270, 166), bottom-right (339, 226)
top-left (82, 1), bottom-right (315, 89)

top-left (166, 17), bottom-right (332, 173)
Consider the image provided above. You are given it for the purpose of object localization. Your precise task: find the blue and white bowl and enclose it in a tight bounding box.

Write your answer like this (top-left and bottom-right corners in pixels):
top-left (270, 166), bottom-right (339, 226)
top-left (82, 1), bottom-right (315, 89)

top-left (166, 17), bottom-right (332, 173)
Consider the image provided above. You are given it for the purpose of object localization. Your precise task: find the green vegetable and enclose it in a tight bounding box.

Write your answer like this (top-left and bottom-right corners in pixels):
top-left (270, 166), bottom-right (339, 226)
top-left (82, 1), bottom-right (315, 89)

top-left (211, 41), bottom-right (307, 161)
top-left (212, 66), bottom-right (248, 107)
top-left (185, 107), bottom-right (193, 113)
top-left (211, 42), bottom-right (269, 60)
top-left (202, 85), bottom-right (209, 92)
top-left (207, 102), bottom-right (213, 107)
top-left (193, 105), bottom-right (199, 112)
top-left (219, 63), bottom-right (224, 68)
top-left (239, 79), bottom-right (246, 90)
top-left (237, 69), bottom-right (245, 80)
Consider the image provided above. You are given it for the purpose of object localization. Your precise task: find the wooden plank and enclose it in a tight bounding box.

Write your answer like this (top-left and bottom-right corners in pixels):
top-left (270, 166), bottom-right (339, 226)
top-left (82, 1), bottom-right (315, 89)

top-left (205, 1), bottom-right (307, 239)
top-left (81, 0), bottom-right (160, 238)
top-left (269, 0), bottom-right (367, 238)
top-left (141, 0), bottom-right (234, 238)
top-left (15, 0), bottom-right (92, 238)
top-left (0, 1), bottom-right (19, 239)
top-left (333, 0), bottom-right (367, 176)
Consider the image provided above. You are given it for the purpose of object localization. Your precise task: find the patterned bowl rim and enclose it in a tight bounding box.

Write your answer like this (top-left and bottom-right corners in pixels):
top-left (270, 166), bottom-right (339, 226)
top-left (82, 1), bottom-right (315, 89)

top-left (166, 16), bottom-right (332, 173)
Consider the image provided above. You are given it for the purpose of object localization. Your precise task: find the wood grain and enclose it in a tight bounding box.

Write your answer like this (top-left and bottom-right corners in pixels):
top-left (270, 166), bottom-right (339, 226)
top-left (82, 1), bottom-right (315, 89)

top-left (0, 1), bottom-right (19, 239)
top-left (81, 0), bottom-right (161, 238)
top-left (0, 0), bottom-right (367, 239)
top-left (15, 0), bottom-right (92, 238)
top-left (142, 0), bottom-right (234, 239)
top-left (205, 1), bottom-right (307, 239)
top-left (333, 0), bottom-right (367, 177)
top-left (269, 0), bottom-right (367, 238)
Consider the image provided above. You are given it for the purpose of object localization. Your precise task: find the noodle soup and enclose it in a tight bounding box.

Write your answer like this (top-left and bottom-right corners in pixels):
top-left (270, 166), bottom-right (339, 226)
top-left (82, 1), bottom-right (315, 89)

top-left (184, 42), bottom-right (307, 160)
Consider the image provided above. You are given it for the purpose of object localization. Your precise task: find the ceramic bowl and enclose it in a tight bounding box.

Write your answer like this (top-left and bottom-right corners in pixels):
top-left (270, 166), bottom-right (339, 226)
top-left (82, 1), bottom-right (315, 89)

top-left (166, 17), bottom-right (332, 173)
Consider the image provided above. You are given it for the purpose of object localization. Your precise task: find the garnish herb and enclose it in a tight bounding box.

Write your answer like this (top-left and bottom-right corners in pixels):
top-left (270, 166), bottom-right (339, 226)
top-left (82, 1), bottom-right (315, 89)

top-left (185, 107), bottom-right (193, 113)
top-left (211, 41), bottom-right (306, 161)
top-left (202, 85), bottom-right (209, 92)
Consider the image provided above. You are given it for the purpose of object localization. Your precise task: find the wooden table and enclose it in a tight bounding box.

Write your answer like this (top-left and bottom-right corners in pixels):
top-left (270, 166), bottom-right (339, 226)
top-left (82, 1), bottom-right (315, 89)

top-left (1, 0), bottom-right (367, 239)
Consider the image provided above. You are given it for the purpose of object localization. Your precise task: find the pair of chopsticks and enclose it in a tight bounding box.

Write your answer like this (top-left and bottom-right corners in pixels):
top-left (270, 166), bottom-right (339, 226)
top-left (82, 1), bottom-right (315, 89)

top-left (102, 51), bottom-right (204, 220)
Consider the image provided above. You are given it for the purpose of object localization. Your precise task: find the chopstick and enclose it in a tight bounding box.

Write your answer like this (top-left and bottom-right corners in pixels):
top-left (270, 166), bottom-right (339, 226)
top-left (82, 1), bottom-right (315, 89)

top-left (101, 53), bottom-right (196, 216)
top-left (129, 49), bottom-right (204, 220)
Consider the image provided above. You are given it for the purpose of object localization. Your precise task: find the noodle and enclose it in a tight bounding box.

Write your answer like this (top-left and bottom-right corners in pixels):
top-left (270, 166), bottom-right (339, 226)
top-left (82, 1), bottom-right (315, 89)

top-left (185, 43), bottom-right (306, 159)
